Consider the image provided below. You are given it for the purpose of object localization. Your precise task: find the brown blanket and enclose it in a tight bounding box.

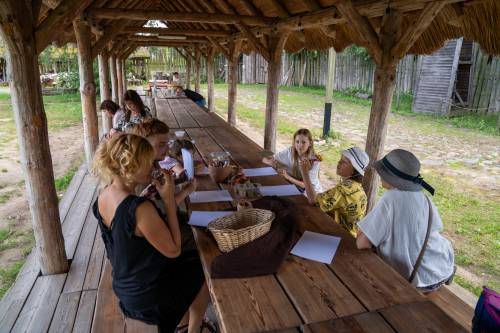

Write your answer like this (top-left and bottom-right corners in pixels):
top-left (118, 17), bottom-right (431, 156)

top-left (210, 197), bottom-right (300, 279)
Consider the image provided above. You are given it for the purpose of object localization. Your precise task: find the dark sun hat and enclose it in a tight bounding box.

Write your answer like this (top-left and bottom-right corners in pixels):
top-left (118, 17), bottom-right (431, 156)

top-left (374, 149), bottom-right (435, 195)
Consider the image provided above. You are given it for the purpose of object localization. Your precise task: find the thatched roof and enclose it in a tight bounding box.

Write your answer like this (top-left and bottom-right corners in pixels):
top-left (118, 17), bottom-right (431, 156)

top-left (36, 0), bottom-right (500, 59)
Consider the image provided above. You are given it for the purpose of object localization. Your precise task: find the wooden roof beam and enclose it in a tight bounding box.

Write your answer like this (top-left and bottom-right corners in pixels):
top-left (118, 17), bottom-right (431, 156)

top-left (87, 8), bottom-right (274, 26)
top-left (335, 0), bottom-right (382, 64)
top-left (174, 47), bottom-right (188, 61)
top-left (122, 27), bottom-right (231, 37)
top-left (133, 41), bottom-right (204, 47)
top-left (391, 1), bottom-right (448, 59)
top-left (126, 36), bottom-right (208, 43)
top-left (301, 0), bottom-right (337, 37)
top-left (238, 23), bottom-right (270, 62)
top-left (207, 37), bottom-right (230, 59)
top-left (35, 0), bottom-right (94, 53)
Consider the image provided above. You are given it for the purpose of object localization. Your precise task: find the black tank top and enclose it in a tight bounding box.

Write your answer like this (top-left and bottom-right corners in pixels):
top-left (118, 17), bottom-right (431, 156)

top-left (93, 195), bottom-right (169, 310)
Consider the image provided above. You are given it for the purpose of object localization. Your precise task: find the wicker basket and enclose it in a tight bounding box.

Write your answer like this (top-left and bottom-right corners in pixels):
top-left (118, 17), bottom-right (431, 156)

top-left (208, 209), bottom-right (275, 253)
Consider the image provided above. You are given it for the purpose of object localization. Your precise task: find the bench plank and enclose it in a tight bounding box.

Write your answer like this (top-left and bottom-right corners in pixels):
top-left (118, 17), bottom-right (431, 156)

top-left (82, 225), bottom-right (105, 291)
top-left (92, 260), bottom-right (125, 333)
top-left (59, 163), bottom-right (88, 222)
top-left (73, 290), bottom-right (97, 333)
top-left (11, 274), bottom-right (66, 333)
top-left (427, 285), bottom-right (474, 331)
top-left (380, 301), bottom-right (468, 332)
top-left (303, 311), bottom-right (395, 333)
top-left (48, 291), bottom-right (81, 333)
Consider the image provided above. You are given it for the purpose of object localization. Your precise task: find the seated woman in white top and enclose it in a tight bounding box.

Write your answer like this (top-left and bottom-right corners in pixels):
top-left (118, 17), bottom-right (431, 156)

top-left (356, 149), bottom-right (455, 292)
top-left (262, 128), bottom-right (323, 193)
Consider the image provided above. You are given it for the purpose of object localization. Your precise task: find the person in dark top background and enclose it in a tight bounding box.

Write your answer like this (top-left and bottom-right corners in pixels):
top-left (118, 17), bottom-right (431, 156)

top-left (176, 87), bottom-right (206, 108)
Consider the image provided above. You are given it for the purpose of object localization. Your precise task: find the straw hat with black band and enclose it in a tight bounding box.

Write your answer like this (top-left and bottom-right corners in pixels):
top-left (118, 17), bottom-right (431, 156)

top-left (373, 149), bottom-right (435, 195)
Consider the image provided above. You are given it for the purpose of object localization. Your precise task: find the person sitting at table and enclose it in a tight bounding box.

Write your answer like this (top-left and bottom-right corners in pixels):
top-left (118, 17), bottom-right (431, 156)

top-left (91, 134), bottom-right (211, 332)
top-left (99, 100), bottom-right (122, 138)
top-left (115, 89), bottom-right (152, 132)
top-left (299, 147), bottom-right (368, 237)
top-left (172, 71), bottom-right (180, 84)
top-left (356, 149), bottom-right (455, 292)
top-left (176, 87), bottom-right (206, 108)
top-left (262, 128), bottom-right (323, 194)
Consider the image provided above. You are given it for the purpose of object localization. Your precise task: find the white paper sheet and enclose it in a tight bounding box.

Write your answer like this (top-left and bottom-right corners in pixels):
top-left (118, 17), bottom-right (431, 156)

top-left (189, 190), bottom-right (233, 203)
top-left (290, 231), bottom-right (341, 264)
top-left (243, 167), bottom-right (278, 177)
top-left (260, 185), bottom-right (302, 197)
top-left (181, 148), bottom-right (194, 180)
top-left (188, 211), bottom-right (234, 227)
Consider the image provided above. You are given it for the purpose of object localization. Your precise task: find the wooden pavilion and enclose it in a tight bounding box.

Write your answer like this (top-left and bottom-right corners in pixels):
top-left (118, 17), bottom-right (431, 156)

top-left (0, 0), bottom-right (499, 332)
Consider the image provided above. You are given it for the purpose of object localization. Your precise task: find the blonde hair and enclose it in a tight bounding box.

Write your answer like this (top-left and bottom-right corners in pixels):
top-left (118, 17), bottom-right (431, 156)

top-left (92, 133), bottom-right (155, 185)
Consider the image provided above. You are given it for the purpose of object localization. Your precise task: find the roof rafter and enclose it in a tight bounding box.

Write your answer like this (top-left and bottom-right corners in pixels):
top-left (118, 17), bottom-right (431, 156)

top-left (122, 27), bottom-right (231, 37)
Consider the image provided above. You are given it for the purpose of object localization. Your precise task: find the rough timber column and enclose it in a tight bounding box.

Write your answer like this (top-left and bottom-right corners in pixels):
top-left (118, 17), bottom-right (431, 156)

top-left (98, 52), bottom-right (112, 133)
top-left (186, 49), bottom-right (192, 90)
top-left (116, 57), bottom-right (124, 105)
top-left (73, 17), bottom-right (99, 167)
top-left (110, 54), bottom-right (119, 103)
top-left (121, 58), bottom-right (127, 93)
top-left (0, 0), bottom-right (68, 275)
top-left (227, 40), bottom-right (242, 126)
top-left (264, 32), bottom-right (289, 152)
top-left (195, 47), bottom-right (201, 93)
top-left (207, 48), bottom-right (216, 112)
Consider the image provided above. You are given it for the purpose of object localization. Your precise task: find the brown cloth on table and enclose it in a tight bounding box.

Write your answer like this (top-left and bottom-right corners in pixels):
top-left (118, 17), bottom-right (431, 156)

top-left (211, 196), bottom-right (300, 279)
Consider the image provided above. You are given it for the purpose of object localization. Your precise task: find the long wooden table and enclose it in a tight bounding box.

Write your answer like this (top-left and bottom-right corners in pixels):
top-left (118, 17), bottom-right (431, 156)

top-left (158, 98), bottom-right (467, 333)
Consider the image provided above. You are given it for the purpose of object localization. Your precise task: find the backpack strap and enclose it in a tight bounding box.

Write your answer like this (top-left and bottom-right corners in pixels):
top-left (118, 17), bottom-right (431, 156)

top-left (409, 195), bottom-right (433, 283)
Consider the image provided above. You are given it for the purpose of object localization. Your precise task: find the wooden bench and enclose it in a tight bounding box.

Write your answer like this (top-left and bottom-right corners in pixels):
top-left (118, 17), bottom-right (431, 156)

top-left (92, 260), bottom-right (158, 333)
top-left (426, 284), bottom-right (475, 331)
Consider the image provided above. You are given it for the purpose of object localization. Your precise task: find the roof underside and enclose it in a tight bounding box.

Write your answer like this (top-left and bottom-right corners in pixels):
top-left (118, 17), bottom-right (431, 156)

top-left (38, 0), bottom-right (500, 57)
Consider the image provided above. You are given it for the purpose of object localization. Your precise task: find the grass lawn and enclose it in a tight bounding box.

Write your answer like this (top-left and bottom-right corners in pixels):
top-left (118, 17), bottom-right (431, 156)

top-left (206, 83), bottom-right (500, 295)
top-left (0, 92), bottom-right (83, 298)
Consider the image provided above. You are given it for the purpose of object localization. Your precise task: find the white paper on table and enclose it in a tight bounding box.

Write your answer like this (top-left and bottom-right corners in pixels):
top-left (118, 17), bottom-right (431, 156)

top-left (291, 231), bottom-right (341, 264)
top-left (260, 185), bottom-right (302, 197)
top-left (188, 211), bottom-right (234, 227)
top-left (243, 167), bottom-right (278, 177)
top-left (189, 190), bottom-right (233, 203)
top-left (181, 148), bottom-right (194, 180)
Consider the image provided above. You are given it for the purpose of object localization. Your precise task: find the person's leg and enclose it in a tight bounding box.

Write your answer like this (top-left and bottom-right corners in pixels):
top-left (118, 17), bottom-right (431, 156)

top-left (188, 282), bottom-right (210, 333)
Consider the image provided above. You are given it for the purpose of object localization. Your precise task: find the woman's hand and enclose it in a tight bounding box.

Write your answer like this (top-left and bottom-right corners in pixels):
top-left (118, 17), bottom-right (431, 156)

top-left (277, 168), bottom-right (289, 180)
top-left (153, 169), bottom-right (176, 200)
top-left (185, 178), bottom-right (197, 194)
top-left (299, 157), bottom-right (312, 175)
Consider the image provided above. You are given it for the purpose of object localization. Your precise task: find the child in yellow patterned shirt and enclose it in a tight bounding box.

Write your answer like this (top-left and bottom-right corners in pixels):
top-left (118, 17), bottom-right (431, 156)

top-left (300, 147), bottom-right (369, 237)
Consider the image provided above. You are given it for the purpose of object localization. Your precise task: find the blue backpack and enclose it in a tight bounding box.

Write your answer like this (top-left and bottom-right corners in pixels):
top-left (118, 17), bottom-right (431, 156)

top-left (472, 287), bottom-right (500, 333)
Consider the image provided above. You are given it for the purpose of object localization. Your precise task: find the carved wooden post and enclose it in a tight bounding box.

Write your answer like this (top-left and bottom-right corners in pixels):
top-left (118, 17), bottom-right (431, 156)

top-left (98, 51), bottom-right (112, 133)
top-left (195, 47), bottom-right (201, 93)
top-left (73, 17), bottom-right (99, 167)
top-left (186, 48), bottom-right (192, 90)
top-left (0, 0), bottom-right (68, 275)
top-left (110, 54), bottom-right (119, 103)
top-left (264, 33), bottom-right (289, 152)
top-left (227, 40), bottom-right (242, 126)
top-left (207, 48), bottom-right (216, 112)
top-left (116, 57), bottom-right (124, 105)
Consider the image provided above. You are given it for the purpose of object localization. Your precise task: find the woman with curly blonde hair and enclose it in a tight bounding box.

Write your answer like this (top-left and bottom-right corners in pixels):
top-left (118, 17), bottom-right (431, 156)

top-left (91, 134), bottom-right (210, 333)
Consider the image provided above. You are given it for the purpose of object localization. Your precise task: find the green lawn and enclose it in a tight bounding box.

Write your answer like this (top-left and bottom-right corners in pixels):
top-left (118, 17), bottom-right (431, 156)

top-left (206, 83), bottom-right (500, 295)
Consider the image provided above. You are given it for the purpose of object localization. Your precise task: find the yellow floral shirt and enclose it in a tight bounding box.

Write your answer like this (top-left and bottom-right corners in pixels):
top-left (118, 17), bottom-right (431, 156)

top-left (317, 179), bottom-right (367, 237)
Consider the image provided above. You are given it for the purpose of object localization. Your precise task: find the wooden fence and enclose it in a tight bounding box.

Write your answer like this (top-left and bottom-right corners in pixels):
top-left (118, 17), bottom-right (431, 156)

top-left (468, 48), bottom-right (500, 114)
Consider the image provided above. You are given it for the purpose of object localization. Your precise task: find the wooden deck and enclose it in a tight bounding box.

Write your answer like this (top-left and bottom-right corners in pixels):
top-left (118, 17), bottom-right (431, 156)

top-left (0, 98), bottom-right (474, 333)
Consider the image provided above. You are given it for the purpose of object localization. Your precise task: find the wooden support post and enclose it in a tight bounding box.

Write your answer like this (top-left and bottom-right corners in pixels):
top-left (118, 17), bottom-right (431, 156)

top-left (73, 18), bottom-right (99, 168)
top-left (121, 58), bottom-right (127, 93)
top-left (98, 52), bottom-right (112, 133)
top-left (207, 47), bottom-right (216, 112)
top-left (0, 0), bottom-right (68, 275)
top-left (195, 47), bottom-right (201, 93)
top-left (116, 57), bottom-right (124, 105)
top-left (323, 47), bottom-right (336, 138)
top-left (110, 54), bottom-right (119, 103)
top-left (264, 32), bottom-right (289, 152)
top-left (185, 49), bottom-right (192, 90)
top-left (227, 40), bottom-right (242, 126)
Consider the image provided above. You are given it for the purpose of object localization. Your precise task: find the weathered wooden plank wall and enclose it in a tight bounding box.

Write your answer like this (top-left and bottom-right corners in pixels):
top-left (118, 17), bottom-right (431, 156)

top-left (470, 48), bottom-right (500, 114)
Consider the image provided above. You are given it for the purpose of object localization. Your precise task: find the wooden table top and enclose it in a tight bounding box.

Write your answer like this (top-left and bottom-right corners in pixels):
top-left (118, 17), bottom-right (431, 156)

top-left (155, 98), bottom-right (467, 333)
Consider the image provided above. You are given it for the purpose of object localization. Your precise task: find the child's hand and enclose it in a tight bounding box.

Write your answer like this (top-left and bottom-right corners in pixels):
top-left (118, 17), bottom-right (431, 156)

top-left (299, 157), bottom-right (312, 174)
top-left (277, 168), bottom-right (289, 180)
top-left (154, 169), bottom-right (176, 200)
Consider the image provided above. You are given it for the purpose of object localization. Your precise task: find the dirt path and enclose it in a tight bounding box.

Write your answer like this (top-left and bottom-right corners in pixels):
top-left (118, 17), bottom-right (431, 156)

top-left (0, 123), bottom-right (84, 266)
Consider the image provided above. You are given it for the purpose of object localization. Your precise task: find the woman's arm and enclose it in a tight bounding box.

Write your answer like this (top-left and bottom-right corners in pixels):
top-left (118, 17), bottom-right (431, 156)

top-left (299, 159), bottom-right (317, 204)
top-left (279, 169), bottom-right (305, 188)
top-left (356, 230), bottom-right (373, 249)
top-left (135, 201), bottom-right (181, 258)
top-left (174, 179), bottom-right (196, 205)
top-left (262, 156), bottom-right (276, 167)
